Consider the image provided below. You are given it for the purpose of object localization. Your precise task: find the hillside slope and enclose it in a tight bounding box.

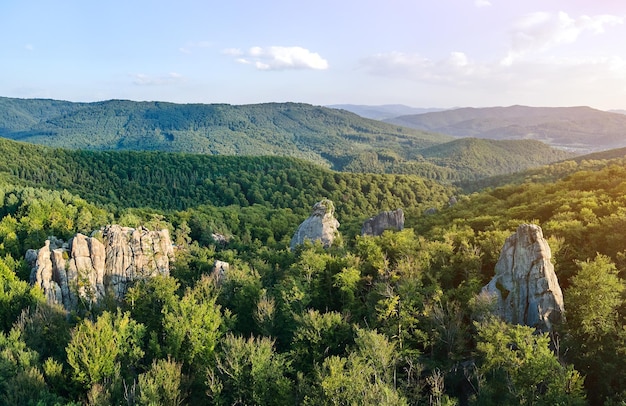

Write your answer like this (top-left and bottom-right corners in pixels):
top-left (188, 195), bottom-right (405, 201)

top-left (456, 144), bottom-right (626, 192)
top-left (0, 137), bottom-right (452, 214)
top-left (385, 105), bottom-right (626, 153)
top-left (419, 138), bottom-right (573, 180)
top-left (0, 97), bottom-right (448, 169)
top-left (0, 97), bottom-right (574, 180)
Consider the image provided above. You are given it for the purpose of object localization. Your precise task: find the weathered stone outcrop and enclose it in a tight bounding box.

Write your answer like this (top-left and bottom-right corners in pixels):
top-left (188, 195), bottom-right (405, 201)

top-left (212, 260), bottom-right (230, 283)
top-left (211, 233), bottom-right (228, 245)
top-left (361, 208), bottom-right (405, 236)
top-left (27, 225), bottom-right (174, 311)
top-left (481, 224), bottom-right (564, 332)
top-left (290, 199), bottom-right (340, 250)
top-left (424, 207), bottom-right (438, 215)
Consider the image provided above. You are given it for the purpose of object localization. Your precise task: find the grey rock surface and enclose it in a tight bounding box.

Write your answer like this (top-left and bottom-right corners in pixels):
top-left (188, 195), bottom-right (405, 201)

top-left (481, 224), bottom-right (564, 332)
top-left (212, 260), bottom-right (230, 283)
top-left (361, 208), bottom-right (405, 236)
top-left (424, 207), bottom-right (438, 215)
top-left (28, 225), bottom-right (174, 310)
top-left (290, 199), bottom-right (340, 250)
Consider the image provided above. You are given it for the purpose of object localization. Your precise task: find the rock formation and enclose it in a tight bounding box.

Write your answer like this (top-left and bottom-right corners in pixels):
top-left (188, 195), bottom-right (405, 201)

top-left (211, 233), bottom-right (228, 245)
top-left (290, 199), bottom-right (340, 250)
top-left (361, 208), bottom-right (405, 236)
top-left (424, 207), bottom-right (438, 215)
top-left (481, 224), bottom-right (564, 332)
top-left (212, 260), bottom-right (230, 283)
top-left (27, 225), bottom-right (174, 311)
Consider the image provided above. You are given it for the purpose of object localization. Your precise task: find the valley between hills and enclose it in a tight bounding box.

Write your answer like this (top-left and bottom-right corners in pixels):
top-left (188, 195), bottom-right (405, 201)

top-left (1, 97), bottom-right (625, 404)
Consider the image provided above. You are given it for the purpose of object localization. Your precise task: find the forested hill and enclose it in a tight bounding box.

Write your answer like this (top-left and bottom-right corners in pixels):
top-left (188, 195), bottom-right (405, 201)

top-left (384, 105), bottom-right (626, 153)
top-left (0, 97), bottom-right (575, 180)
top-left (0, 137), bottom-right (452, 216)
top-left (418, 137), bottom-right (573, 180)
top-left (0, 97), bottom-right (448, 168)
top-left (459, 145), bottom-right (626, 192)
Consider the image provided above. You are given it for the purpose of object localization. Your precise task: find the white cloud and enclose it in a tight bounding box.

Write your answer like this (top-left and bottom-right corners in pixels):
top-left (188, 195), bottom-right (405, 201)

top-left (360, 51), bottom-right (433, 77)
top-left (447, 52), bottom-right (469, 67)
top-left (503, 11), bottom-right (624, 65)
top-left (474, 0), bottom-right (491, 8)
top-left (360, 51), bottom-right (488, 85)
top-left (360, 47), bottom-right (626, 108)
top-left (24, 44), bottom-right (34, 51)
top-left (131, 72), bottom-right (184, 86)
top-left (359, 10), bottom-right (625, 108)
top-left (225, 46), bottom-right (329, 71)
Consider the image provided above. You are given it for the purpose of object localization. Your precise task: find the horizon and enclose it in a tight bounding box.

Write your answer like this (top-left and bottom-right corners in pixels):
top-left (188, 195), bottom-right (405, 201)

top-left (2, 94), bottom-right (624, 113)
top-left (2, 0), bottom-right (626, 110)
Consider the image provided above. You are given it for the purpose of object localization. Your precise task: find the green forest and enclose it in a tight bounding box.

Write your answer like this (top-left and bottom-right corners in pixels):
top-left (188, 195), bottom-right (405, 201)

top-left (0, 97), bottom-right (573, 181)
top-left (1, 132), bottom-right (626, 404)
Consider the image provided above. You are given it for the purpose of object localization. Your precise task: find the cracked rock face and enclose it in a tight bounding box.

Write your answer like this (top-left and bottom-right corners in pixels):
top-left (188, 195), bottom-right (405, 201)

top-left (27, 225), bottom-right (174, 311)
top-left (481, 224), bottom-right (564, 332)
top-left (361, 208), bottom-right (405, 237)
top-left (290, 199), bottom-right (340, 250)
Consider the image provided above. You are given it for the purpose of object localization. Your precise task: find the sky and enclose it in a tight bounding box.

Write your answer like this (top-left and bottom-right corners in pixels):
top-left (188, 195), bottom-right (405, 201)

top-left (1, 0), bottom-right (625, 110)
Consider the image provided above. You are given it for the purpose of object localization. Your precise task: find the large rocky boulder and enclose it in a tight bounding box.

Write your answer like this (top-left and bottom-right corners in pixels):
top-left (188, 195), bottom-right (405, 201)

top-left (27, 225), bottom-right (174, 311)
top-left (361, 208), bottom-right (404, 236)
top-left (481, 224), bottom-right (564, 332)
top-left (290, 199), bottom-right (340, 250)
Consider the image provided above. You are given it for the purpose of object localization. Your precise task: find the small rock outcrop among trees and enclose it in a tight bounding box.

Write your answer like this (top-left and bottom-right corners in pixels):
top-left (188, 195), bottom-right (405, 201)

top-left (290, 199), bottom-right (340, 250)
top-left (361, 208), bottom-right (405, 236)
top-left (27, 225), bottom-right (174, 311)
top-left (481, 224), bottom-right (564, 332)
top-left (212, 260), bottom-right (230, 283)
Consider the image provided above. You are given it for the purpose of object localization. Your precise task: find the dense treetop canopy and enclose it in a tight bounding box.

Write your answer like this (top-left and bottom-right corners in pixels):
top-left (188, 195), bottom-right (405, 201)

top-left (1, 131), bottom-right (626, 404)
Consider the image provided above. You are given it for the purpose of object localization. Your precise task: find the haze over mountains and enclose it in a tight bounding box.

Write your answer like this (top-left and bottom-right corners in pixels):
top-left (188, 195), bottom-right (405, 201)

top-left (0, 97), bottom-right (575, 181)
top-left (381, 105), bottom-right (626, 153)
top-left (326, 104), bottom-right (445, 120)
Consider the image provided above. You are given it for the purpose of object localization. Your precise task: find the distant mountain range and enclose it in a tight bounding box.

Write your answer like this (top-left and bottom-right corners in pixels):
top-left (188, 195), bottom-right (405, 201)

top-left (327, 104), bottom-right (445, 120)
top-left (0, 97), bottom-right (574, 181)
top-left (383, 105), bottom-right (626, 153)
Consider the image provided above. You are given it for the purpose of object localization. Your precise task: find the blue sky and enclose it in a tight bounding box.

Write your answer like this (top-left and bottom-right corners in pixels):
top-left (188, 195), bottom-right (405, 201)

top-left (1, 0), bottom-right (625, 109)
